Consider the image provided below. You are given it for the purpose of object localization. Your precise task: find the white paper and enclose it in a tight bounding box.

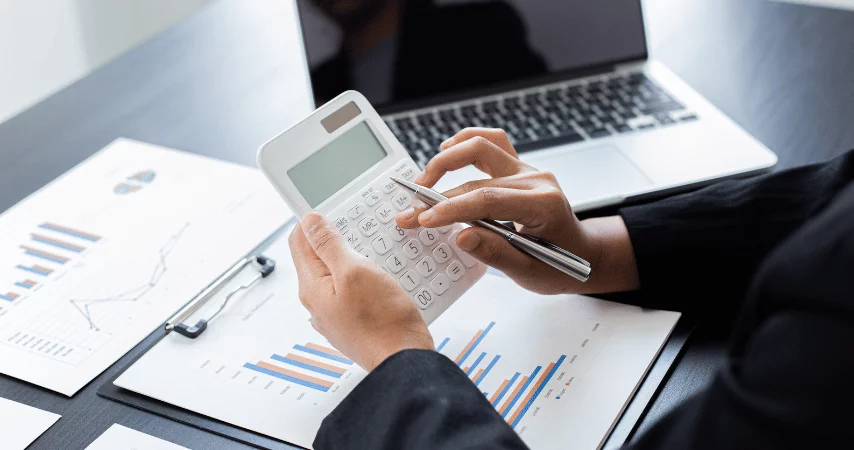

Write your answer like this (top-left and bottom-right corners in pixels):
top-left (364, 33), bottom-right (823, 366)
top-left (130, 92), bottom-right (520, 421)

top-left (85, 424), bottom-right (189, 450)
top-left (0, 397), bottom-right (61, 450)
top-left (772, 0), bottom-right (854, 10)
top-left (0, 139), bottom-right (291, 395)
top-left (116, 232), bottom-right (680, 450)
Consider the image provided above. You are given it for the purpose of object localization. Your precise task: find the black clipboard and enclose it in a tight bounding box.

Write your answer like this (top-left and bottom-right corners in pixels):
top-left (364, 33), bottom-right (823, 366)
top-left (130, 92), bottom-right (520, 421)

top-left (97, 222), bottom-right (693, 449)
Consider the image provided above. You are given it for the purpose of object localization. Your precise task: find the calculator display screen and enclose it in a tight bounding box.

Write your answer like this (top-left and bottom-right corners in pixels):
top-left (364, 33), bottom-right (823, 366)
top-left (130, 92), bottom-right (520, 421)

top-left (289, 122), bottom-right (387, 208)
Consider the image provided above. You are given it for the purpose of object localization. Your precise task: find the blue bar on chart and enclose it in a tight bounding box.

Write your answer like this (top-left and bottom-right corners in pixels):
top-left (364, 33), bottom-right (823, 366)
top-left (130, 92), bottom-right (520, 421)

top-left (0, 292), bottom-right (19, 302)
top-left (293, 342), bottom-right (354, 365)
top-left (465, 352), bottom-right (487, 377)
top-left (20, 245), bottom-right (69, 264)
top-left (38, 223), bottom-right (101, 242)
top-left (475, 354), bottom-right (501, 386)
top-left (15, 279), bottom-right (37, 290)
top-left (436, 337), bottom-right (450, 352)
top-left (271, 353), bottom-right (346, 378)
top-left (17, 264), bottom-right (52, 276)
top-left (30, 233), bottom-right (85, 252)
top-left (243, 362), bottom-right (333, 392)
top-left (500, 366), bottom-right (541, 418)
top-left (455, 322), bottom-right (495, 366)
top-left (491, 372), bottom-right (521, 407)
top-left (509, 355), bottom-right (566, 428)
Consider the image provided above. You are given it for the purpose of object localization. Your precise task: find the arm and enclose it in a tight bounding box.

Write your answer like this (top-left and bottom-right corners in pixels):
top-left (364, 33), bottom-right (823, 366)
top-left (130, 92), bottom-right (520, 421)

top-left (626, 178), bottom-right (854, 450)
top-left (618, 149), bottom-right (854, 320)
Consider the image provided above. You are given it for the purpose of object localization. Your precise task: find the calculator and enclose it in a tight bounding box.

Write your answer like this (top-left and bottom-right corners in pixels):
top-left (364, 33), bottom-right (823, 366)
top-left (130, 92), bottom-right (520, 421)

top-left (257, 91), bottom-right (486, 324)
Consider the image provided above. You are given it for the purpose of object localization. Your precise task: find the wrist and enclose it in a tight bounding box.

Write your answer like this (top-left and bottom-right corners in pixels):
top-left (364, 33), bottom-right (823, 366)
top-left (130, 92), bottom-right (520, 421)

top-left (365, 328), bottom-right (435, 371)
top-left (576, 216), bottom-right (640, 294)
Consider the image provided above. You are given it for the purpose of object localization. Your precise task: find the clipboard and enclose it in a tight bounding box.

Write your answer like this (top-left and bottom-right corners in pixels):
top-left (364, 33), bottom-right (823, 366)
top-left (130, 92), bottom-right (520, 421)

top-left (96, 220), bottom-right (693, 449)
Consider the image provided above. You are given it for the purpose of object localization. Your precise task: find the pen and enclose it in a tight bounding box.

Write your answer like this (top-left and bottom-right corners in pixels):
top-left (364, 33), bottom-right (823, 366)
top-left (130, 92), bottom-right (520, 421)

top-left (390, 177), bottom-right (591, 282)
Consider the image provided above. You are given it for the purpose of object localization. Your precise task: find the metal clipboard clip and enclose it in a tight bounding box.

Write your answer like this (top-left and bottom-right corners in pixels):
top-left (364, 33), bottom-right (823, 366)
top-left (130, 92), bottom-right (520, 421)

top-left (164, 255), bottom-right (276, 338)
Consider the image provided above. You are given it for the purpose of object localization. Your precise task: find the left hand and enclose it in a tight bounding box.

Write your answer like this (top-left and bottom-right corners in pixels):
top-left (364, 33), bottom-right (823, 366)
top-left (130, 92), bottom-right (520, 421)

top-left (288, 213), bottom-right (435, 371)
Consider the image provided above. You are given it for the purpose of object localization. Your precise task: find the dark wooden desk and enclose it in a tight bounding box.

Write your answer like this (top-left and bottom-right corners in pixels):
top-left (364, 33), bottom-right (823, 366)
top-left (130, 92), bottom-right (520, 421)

top-left (1, 0), bottom-right (852, 448)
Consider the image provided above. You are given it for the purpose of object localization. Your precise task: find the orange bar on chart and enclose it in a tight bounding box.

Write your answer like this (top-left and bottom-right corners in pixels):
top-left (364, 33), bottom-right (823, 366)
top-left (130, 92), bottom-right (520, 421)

top-left (499, 376), bottom-right (529, 416)
top-left (33, 265), bottom-right (54, 274)
top-left (285, 353), bottom-right (347, 375)
top-left (472, 368), bottom-right (485, 382)
top-left (508, 362), bottom-right (555, 425)
top-left (489, 379), bottom-right (511, 404)
top-left (454, 329), bottom-right (484, 364)
top-left (305, 342), bottom-right (347, 359)
top-left (255, 361), bottom-right (334, 388)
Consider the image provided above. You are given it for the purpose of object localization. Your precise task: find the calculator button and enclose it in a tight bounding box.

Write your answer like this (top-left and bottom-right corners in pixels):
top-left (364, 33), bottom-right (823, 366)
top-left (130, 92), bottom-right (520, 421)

top-left (448, 230), bottom-right (478, 268)
top-left (399, 167), bottom-right (416, 180)
top-left (402, 239), bottom-right (424, 259)
top-left (375, 203), bottom-right (395, 223)
top-left (446, 260), bottom-right (465, 281)
top-left (415, 256), bottom-right (437, 277)
top-left (430, 274), bottom-right (450, 295)
top-left (418, 228), bottom-right (439, 247)
top-left (399, 270), bottom-right (420, 291)
top-left (432, 243), bottom-right (452, 263)
top-left (392, 191), bottom-right (412, 211)
top-left (388, 224), bottom-right (409, 242)
top-left (413, 287), bottom-right (435, 310)
top-left (385, 252), bottom-right (407, 274)
top-left (437, 225), bottom-right (451, 233)
top-left (358, 217), bottom-right (380, 236)
top-left (381, 180), bottom-right (397, 194)
top-left (348, 204), bottom-right (365, 219)
top-left (343, 229), bottom-right (362, 248)
top-left (371, 234), bottom-right (393, 255)
top-left (365, 190), bottom-right (382, 207)
top-left (333, 217), bottom-right (348, 230)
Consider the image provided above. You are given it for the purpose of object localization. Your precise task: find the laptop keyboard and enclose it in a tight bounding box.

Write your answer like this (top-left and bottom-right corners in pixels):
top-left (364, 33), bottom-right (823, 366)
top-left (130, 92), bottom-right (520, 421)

top-left (385, 72), bottom-right (698, 167)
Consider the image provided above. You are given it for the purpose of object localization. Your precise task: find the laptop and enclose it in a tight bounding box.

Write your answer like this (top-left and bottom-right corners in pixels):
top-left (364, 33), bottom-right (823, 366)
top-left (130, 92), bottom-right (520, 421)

top-left (295, 0), bottom-right (777, 211)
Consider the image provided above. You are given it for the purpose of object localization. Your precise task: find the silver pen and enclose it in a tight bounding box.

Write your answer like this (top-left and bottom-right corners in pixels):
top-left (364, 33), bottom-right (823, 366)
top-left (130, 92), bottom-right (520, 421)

top-left (390, 177), bottom-right (591, 282)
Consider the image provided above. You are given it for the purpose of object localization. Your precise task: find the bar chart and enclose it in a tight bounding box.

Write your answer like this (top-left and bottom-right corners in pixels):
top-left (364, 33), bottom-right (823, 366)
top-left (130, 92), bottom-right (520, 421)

top-left (244, 342), bottom-right (354, 393)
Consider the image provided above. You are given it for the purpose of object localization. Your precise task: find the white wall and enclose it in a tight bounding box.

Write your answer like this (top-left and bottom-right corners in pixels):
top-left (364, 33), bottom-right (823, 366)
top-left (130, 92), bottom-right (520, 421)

top-left (0, 0), bottom-right (211, 124)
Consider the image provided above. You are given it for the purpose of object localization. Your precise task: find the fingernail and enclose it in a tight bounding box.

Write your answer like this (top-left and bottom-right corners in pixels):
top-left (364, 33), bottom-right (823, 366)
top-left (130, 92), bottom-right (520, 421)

top-left (397, 208), bottom-right (415, 220)
top-left (418, 209), bottom-right (435, 224)
top-left (457, 232), bottom-right (480, 252)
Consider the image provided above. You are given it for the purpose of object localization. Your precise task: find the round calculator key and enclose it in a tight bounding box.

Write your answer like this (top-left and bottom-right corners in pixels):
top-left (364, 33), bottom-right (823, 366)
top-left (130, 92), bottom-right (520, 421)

top-left (432, 243), bottom-right (452, 264)
top-left (371, 234), bottom-right (393, 255)
top-left (391, 191), bottom-right (412, 211)
top-left (448, 230), bottom-right (478, 268)
top-left (388, 224), bottom-right (409, 242)
top-left (385, 252), bottom-right (407, 274)
top-left (343, 229), bottom-right (362, 248)
top-left (381, 180), bottom-right (397, 194)
top-left (348, 204), bottom-right (365, 219)
top-left (399, 270), bottom-right (420, 291)
top-left (430, 274), bottom-right (450, 295)
top-left (375, 202), bottom-right (396, 224)
top-left (333, 217), bottom-right (348, 230)
top-left (437, 225), bottom-right (451, 234)
top-left (412, 287), bottom-right (435, 310)
top-left (365, 191), bottom-right (381, 207)
top-left (358, 217), bottom-right (380, 236)
top-left (415, 256), bottom-right (437, 277)
top-left (402, 239), bottom-right (423, 259)
top-left (446, 260), bottom-right (465, 281)
top-left (418, 228), bottom-right (438, 247)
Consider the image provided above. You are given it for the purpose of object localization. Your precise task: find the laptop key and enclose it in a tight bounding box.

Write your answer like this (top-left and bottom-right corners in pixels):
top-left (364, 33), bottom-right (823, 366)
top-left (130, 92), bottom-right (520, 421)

top-left (515, 132), bottom-right (585, 153)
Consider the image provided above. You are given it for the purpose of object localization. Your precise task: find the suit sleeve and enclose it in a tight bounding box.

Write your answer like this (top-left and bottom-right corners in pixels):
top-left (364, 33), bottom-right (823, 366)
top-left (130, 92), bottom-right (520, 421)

top-left (618, 149), bottom-right (854, 321)
top-left (314, 350), bottom-right (528, 450)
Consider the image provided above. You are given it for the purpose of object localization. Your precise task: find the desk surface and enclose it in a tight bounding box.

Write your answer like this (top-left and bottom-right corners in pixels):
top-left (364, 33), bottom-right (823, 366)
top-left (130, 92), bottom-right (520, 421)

top-left (1, 0), bottom-right (853, 448)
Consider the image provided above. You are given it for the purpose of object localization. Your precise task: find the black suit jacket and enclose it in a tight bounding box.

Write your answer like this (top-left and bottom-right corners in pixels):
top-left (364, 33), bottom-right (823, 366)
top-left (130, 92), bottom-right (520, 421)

top-left (314, 150), bottom-right (854, 449)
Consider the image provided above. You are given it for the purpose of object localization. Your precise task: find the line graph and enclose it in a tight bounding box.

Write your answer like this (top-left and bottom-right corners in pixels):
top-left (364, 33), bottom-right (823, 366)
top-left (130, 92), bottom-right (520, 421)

top-left (70, 223), bottom-right (190, 330)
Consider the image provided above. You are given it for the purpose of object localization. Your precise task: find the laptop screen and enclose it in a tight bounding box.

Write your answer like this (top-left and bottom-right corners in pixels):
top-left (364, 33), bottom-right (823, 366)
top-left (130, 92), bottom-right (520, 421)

top-left (297, 0), bottom-right (647, 109)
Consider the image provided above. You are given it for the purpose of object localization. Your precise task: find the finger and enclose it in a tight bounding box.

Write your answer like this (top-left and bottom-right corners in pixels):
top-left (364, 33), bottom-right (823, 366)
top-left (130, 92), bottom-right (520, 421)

top-left (416, 136), bottom-right (533, 187)
top-left (289, 224), bottom-right (332, 312)
top-left (395, 175), bottom-right (539, 229)
top-left (300, 213), bottom-right (353, 272)
top-left (455, 227), bottom-right (540, 278)
top-left (417, 187), bottom-right (560, 228)
top-left (440, 128), bottom-right (518, 157)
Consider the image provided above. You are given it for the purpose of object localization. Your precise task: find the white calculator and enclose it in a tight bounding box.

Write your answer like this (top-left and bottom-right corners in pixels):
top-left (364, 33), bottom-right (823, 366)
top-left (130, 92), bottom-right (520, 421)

top-left (257, 91), bottom-right (486, 324)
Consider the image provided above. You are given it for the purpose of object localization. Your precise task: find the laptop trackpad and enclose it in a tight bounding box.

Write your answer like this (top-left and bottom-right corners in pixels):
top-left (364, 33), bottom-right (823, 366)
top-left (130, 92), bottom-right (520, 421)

top-left (521, 145), bottom-right (653, 204)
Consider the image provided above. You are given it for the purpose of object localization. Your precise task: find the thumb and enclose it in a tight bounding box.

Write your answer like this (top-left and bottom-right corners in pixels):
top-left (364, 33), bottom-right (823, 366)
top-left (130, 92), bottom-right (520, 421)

top-left (455, 228), bottom-right (537, 277)
top-left (300, 213), bottom-right (351, 271)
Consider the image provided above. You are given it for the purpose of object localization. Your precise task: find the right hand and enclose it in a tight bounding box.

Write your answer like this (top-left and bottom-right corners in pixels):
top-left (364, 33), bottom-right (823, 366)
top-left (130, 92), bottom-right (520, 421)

top-left (396, 128), bottom-right (639, 295)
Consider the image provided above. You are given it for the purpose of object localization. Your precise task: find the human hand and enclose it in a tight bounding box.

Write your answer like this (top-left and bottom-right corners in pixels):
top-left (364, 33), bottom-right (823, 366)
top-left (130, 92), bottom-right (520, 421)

top-left (396, 128), bottom-right (639, 295)
top-left (289, 213), bottom-right (435, 371)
